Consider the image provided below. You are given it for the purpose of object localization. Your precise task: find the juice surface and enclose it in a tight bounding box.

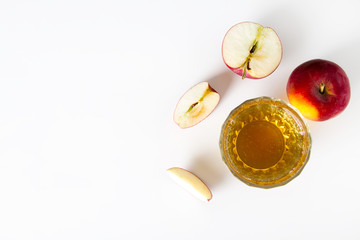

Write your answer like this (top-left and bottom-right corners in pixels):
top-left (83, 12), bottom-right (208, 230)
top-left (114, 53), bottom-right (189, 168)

top-left (236, 121), bottom-right (284, 169)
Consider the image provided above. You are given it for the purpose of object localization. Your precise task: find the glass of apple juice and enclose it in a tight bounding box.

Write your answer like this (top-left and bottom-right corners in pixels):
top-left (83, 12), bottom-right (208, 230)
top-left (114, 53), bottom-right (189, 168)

top-left (219, 97), bottom-right (311, 188)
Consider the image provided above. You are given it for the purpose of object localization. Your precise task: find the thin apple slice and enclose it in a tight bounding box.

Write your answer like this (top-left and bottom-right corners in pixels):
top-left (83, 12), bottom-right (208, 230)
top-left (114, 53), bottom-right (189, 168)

top-left (174, 82), bottom-right (220, 128)
top-left (167, 167), bottom-right (212, 202)
top-left (222, 22), bottom-right (282, 79)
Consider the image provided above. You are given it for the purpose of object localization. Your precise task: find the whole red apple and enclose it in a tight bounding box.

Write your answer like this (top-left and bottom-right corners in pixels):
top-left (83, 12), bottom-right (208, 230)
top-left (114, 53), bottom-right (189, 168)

top-left (287, 59), bottom-right (350, 121)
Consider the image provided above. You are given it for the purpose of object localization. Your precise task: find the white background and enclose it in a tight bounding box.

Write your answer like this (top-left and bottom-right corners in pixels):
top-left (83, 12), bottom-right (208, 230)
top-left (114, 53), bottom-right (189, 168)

top-left (0, 0), bottom-right (359, 239)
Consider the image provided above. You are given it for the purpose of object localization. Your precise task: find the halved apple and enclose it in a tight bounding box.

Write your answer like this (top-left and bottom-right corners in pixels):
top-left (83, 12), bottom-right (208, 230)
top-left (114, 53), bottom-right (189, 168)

top-left (167, 167), bottom-right (212, 202)
top-left (222, 22), bottom-right (282, 79)
top-left (173, 82), bottom-right (220, 128)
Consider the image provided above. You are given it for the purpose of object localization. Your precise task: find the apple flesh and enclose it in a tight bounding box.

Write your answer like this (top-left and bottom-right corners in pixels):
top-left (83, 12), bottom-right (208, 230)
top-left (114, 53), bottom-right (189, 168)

top-left (174, 82), bottom-right (220, 128)
top-left (222, 22), bottom-right (282, 79)
top-left (167, 167), bottom-right (212, 202)
top-left (287, 59), bottom-right (350, 121)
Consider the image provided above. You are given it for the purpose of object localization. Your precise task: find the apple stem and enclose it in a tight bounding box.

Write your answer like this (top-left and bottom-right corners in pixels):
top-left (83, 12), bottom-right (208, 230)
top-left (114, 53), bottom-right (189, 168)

top-left (319, 83), bottom-right (326, 94)
top-left (242, 67), bottom-right (246, 79)
top-left (242, 60), bottom-right (250, 79)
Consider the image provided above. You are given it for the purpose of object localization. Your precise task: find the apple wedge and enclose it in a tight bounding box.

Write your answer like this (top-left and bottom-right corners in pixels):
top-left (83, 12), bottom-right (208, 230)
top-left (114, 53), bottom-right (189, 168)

top-left (174, 82), bottom-right (220, 128)
top-left (167, 167), bottom-right (212, 202)
top-left (222, 22), bottom-right (282, 79)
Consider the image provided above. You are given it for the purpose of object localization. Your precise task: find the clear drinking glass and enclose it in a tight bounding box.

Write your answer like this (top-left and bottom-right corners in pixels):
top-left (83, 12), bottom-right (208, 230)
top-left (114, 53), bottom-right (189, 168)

top-left (219, 97), bottom-right (311, 188)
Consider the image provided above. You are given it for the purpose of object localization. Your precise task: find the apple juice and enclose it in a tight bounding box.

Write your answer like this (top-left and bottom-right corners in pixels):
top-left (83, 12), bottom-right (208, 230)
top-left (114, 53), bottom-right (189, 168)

top-left (235, 120), bottom-right (285, 169)
top-left (219, 97), bottom-right (311, 188)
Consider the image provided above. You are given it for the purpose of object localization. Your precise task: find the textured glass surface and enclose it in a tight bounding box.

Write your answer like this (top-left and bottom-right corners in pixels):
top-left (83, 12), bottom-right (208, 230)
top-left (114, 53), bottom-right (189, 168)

top-left (219, 97), bottom-right (312, 188)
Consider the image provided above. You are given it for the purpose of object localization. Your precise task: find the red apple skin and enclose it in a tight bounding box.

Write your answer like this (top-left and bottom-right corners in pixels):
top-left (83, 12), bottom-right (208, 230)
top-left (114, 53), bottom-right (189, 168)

top-left (226, 63), bottom-right (281, 79)
top-left (287, 59), bottom-right (350, 121)
top-left (226, 66), bottom-right (257, 79)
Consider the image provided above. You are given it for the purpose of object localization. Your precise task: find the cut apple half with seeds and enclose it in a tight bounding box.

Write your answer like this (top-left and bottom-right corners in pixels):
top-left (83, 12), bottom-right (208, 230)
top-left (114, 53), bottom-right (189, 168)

top-left (174, 82), bottom-right (220, 128)
top-left (222, 22), bottom-right (282, 79)
top-left (167, 167), bottom-right (212, 202)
